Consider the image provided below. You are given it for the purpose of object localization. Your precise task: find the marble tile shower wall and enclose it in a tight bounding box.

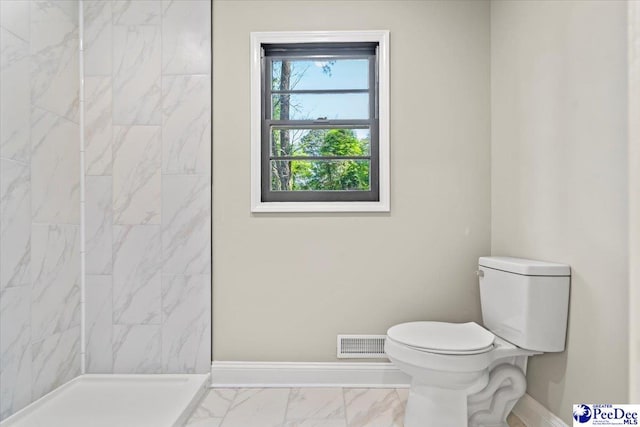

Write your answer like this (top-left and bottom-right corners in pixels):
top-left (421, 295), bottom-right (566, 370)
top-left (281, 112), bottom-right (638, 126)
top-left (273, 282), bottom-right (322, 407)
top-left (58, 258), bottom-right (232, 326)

top-left (0, 0), bottom-right (81, 420)
top-left (83, 0), bottom-right (211, 375)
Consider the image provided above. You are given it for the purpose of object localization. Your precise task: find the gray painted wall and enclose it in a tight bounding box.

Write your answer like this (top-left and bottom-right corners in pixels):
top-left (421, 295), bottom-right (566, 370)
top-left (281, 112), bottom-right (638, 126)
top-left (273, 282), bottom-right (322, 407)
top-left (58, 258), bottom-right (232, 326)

top-left (212, 0), bottom-right (492, 362)
top-left (491, 0), bottom-right (629, 422)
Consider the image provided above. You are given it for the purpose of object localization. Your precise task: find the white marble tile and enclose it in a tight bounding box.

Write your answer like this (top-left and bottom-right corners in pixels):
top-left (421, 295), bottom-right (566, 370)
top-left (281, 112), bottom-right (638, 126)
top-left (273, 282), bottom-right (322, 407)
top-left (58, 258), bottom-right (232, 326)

top-left (162, 75), bottom-right (211, 174)
top-left (112, 125), bottom-right (161, 224)
top-left (30, 3), bottom-right (79, 123)
top-left (83, 0), bottom-right (111, 76)
top-left (286, 388), bottom-right (345, 421)
top-left (85, 176), bottom-right (112, 274)
top-left (113, 25), bottom-right (161, 125)
top-left (1, 1), bottom-right (30, 41)
top-left (113, 275), bottom-right (161, 325)
top-left (31, 1), bottom-right (78, 23)
top-left (186, 389), bottom-right (236, 425)
top-left (112, 324), bottom-right (161, 374)
top-left (113, 0), bottom-right (161, 25)
top-left (0, 159), bottom-right (30, 290)
top-left (161, 0), bottom-right (210, 75)
top-left (222, 388), bottom-right (290, 427)
top-left (0, 287), bottom-right (32, 420)
top-left (395, 388), bottom-right (408, 406)
top-left (84, 76), bottom-right (112, 175)
top-left (85, 275), bottom-right (113, 373)
top-left (30, 224), bottom-right (80, 343)
top-left (0, 27), bottom-right (30, 162)
top-left (344, 388), bottom-right (404, 427)
top-left (31, 326), bottom-right (80, 401)
top-left (507, 413), bottom-right (527, 427)
top-left (113, 224), bottom-right (162, 288)
top-left (161, 275), bottom-right (210, 373)
top-left (187, 418), bottom-right (222, 427)
top-left (31, 107), bottom-right (80, 223)
top-left (112, 225), bottom-right (161, 324)
top-left (162, 175), bottom-right (209, 275)
top-left (284, 420), bottom-right (347, 427)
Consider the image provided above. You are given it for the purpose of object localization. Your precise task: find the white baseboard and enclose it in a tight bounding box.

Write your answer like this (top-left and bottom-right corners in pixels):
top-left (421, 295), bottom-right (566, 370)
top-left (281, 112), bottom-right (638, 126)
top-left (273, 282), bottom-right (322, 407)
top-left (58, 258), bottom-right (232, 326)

top-left (210, 361), bottom-right (410, 388)
top-left (513, 393), bottom-right (568, 427)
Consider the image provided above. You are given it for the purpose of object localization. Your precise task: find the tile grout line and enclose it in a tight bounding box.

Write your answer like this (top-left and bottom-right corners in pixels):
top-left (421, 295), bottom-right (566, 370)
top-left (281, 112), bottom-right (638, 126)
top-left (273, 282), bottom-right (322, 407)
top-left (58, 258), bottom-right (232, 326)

top-left (159, 0), bottom-right (164, 375)
top-left (109, 0), bottom-right (116, 374)
top-left (78, 0), bottom-right (86, 375)
top-left (282, 387), bottom-right (294, 427)
top-left (393, 388), bottom-right (404, 426)
top-left (217, 388), bottom-right (241, 427)
top-left (342, 387), bottom-right (349, 427)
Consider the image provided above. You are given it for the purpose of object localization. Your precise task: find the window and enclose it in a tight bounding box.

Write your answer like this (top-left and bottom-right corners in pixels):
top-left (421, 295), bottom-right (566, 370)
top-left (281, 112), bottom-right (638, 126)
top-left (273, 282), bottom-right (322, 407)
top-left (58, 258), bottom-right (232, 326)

top-left (251, 31), bottom-right (389, 213)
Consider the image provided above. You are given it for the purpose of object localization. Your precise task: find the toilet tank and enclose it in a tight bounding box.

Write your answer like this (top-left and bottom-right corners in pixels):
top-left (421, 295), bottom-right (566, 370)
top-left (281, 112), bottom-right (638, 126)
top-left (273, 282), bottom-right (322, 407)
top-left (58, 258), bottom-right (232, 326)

top-left (478, 256), bottom-right (571, 352)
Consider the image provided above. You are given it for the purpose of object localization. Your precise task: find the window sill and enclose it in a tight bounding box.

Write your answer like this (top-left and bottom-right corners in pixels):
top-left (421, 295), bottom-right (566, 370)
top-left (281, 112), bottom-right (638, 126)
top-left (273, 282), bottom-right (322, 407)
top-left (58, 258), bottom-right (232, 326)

top-left (251, 200), bottom-right (390, 213)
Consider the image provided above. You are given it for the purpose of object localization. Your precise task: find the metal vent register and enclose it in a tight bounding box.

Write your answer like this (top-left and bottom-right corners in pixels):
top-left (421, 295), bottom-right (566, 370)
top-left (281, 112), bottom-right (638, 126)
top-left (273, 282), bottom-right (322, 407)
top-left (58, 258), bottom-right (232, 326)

top-left (337, 335), bottom-right (387, 359)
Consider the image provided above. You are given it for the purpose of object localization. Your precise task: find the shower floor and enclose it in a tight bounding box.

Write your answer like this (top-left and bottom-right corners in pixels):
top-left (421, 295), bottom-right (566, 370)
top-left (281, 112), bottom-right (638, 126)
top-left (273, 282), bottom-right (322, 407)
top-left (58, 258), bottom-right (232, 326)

top-left (0, 374), bottom-right (209, 427)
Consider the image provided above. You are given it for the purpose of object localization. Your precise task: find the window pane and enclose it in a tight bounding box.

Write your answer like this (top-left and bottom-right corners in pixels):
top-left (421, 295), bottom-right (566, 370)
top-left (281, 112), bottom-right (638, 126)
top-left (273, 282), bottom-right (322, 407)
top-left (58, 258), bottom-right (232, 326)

top-left (271, 59), bottom-right (369, 91)
top-left (271, 93), bottom-right (369, 120)
top-left (271, 128), bottom-right (370, 157)
top-left (271, 159), bottom-right (370, 191)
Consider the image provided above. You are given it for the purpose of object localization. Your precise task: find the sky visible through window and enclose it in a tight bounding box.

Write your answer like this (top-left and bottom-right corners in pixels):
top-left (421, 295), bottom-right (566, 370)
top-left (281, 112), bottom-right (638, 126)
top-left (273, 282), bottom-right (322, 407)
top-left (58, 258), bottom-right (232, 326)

top-left (274, 59), bottom-right (370, 139)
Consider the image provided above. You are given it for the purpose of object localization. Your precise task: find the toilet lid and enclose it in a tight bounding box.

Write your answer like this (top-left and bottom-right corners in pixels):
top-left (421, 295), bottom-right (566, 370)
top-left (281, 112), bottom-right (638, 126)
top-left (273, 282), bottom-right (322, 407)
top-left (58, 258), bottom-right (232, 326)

top-left (386, 321), bottom-right (495, 354)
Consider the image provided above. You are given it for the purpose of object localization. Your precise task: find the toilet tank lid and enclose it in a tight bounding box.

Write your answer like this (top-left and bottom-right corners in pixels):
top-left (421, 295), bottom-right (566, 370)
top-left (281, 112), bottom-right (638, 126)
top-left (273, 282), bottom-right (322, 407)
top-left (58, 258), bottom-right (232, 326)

top-left (479, 256), bottom-right (570, 276)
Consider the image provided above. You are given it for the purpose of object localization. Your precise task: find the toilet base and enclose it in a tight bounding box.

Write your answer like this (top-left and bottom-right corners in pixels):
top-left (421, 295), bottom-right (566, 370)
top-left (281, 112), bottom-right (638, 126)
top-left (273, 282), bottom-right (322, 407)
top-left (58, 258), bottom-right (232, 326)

top-left (404, 384), bottom-right (468, 427)
top-left (467, 363), bottom-right (527, 427)
top-left (402, 361), bottom-right (528, 427)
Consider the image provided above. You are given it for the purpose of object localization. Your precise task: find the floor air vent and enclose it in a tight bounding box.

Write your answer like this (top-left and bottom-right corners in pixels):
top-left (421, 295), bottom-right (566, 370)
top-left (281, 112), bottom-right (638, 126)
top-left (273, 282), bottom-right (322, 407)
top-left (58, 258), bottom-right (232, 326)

top-left (337, 335), bottom-right (387, 359)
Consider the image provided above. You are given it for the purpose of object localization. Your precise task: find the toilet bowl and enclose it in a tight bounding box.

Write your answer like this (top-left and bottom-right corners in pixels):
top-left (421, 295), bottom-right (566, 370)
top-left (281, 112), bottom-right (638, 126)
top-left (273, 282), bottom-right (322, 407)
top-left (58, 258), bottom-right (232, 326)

top-left (385, 322), bottom-right (536, 427)
top-left (385, 257), bottom-right (571, 427)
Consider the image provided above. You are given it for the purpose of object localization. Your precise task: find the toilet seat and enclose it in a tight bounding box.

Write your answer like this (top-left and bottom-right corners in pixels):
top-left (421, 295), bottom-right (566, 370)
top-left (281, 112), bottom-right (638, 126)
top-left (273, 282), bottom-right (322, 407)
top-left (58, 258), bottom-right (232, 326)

top-left (386, 321), bottom-right (495, 355)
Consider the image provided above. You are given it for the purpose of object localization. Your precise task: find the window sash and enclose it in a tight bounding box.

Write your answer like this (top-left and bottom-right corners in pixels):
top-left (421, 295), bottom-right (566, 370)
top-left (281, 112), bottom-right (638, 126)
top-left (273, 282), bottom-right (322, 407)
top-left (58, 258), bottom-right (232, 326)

top-left (262, 122), bottom-right (380, 202)
top-left (264, 54), bottom-right (377, 121)
top-left (261, 44), bottom-right (379, 203)
top-left (267, 121), bottom-right (376, 159)
top-left (270, 89), bottom-right (370, 95)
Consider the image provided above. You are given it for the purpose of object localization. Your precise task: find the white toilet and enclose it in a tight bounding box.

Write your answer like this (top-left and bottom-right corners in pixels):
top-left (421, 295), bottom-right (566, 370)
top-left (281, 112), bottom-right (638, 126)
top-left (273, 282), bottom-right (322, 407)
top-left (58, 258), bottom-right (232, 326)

top-left (385, 256), bottom-right (570, 427)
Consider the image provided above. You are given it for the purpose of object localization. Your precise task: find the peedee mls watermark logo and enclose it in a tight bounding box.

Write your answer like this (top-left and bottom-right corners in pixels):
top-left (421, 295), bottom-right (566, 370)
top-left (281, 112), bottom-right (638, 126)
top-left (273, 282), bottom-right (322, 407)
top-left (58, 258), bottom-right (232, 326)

top-left (573, 404), bottom-right (639, 426)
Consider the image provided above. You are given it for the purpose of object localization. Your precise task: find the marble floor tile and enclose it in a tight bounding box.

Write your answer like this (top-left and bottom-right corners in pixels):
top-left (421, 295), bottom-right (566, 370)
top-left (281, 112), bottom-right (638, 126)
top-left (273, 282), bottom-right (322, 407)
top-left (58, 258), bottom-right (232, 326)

top-left (221, 388), bottom-right (290, 427)
top-left (187, 419), bottom-right (222, 427)
top-left (507, 413), bottom-right (527, 427)
top-left (344, 388), bottom-right (403, 427)
top-left (286, 388), bottom-right (345, 421)
top-left (285, 420), bottom-right (347, 427)
top-left (395, 388), bottom-right (408, 406)
top-left (183, 387), bottom-right (527, 427)
top-left (188, 389), bottom-right (236, 423)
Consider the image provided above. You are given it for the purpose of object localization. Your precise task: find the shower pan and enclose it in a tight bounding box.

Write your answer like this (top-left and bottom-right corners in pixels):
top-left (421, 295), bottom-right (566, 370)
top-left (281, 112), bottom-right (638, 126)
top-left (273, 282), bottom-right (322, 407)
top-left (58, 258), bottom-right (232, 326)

top-left (0, 374), bottom-right (208, 427)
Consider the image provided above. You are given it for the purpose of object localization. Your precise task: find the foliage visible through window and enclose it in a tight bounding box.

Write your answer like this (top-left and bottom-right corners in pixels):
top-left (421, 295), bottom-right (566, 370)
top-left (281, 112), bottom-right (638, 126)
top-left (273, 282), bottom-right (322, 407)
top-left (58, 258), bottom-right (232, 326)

top-left (261, 43), bottom-right (379, 202)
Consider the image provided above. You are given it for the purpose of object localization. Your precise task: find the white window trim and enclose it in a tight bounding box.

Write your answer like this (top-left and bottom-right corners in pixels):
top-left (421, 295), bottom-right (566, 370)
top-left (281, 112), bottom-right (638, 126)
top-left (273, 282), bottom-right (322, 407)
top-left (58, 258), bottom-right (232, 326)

top-left (250, 30), bottom-right (390, 213)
